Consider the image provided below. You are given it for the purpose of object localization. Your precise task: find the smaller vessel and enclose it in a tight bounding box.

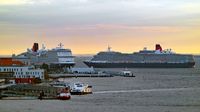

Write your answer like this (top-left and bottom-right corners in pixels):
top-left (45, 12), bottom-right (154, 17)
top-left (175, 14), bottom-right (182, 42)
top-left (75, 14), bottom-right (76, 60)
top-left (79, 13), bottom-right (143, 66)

top-left (70, 82), bottom-right (92, 95)
top-left (121, 70), bottom-right (135, 77)
top-left (57, 92), bottom-right (71, 100)
top-left (57, 88), bottom-right (71, 100)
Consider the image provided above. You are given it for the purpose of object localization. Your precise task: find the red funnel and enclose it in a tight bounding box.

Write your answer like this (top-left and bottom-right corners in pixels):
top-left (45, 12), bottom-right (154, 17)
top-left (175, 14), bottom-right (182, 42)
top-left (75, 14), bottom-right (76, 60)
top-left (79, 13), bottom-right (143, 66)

top-left (32, 43), bottom-right (39, 52)
top-left (155, 44), bottom-right (162, 51)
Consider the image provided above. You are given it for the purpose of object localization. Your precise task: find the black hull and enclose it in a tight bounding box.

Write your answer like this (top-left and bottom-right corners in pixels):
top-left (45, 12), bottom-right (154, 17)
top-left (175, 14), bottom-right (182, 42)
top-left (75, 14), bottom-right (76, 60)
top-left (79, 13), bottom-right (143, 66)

top-left (84, 62), bottom-right (195, 68)
top-left (50, 63), bottom-right (75, 68)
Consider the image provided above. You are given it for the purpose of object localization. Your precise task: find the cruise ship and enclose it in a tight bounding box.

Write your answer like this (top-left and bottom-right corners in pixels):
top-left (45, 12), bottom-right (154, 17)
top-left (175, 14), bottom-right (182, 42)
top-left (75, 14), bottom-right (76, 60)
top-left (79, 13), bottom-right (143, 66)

top-left (84, 44), bottom-right (195, 68)
top-left (13, 43), bottom-right (75, 68)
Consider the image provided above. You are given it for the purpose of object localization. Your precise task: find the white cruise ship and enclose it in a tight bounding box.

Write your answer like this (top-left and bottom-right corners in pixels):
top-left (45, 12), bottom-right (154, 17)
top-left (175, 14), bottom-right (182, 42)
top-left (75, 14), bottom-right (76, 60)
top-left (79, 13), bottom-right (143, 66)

top-left (13, 43), bottom-right (75, 68)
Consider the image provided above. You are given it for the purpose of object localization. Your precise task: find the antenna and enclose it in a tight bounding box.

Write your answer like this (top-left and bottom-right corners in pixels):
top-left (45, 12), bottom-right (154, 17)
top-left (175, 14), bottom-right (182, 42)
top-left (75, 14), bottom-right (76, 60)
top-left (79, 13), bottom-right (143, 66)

top-left (107, 45), bottom-right (111, 52)
top-left (42, 44), bottom-right (46, 50)
top-left (58, 43), bottom-right (64, 48)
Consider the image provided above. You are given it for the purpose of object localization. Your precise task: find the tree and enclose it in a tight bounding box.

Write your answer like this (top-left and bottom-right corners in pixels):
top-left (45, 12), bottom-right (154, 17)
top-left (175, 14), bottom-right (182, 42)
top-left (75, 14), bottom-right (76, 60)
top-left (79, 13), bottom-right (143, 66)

top-left (40, 63), bottom-right (49, 72)
top-left (40, 63), bottom-right (50, 80)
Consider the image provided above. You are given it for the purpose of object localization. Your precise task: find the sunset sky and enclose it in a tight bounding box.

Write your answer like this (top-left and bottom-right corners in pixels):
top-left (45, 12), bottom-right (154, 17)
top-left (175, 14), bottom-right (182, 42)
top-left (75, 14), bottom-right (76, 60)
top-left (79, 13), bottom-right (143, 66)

top-left (0, 0), bottom-right (200, 55)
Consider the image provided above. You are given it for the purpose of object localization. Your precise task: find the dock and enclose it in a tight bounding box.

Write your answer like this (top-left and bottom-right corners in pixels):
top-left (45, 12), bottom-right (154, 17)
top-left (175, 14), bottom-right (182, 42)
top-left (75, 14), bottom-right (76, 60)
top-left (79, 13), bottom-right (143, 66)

top-left (0, 84), bottom-right (62, 100)
top-left (49, 73), bottom-right (113, 78)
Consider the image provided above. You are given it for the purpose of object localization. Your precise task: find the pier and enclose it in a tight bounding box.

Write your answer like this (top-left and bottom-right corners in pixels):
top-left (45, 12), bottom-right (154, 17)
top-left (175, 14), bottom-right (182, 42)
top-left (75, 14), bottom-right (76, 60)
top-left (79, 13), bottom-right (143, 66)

top-left (48, 73), bottom-right (113, 78)
top-left (0, 84), bottom-right (63, 99)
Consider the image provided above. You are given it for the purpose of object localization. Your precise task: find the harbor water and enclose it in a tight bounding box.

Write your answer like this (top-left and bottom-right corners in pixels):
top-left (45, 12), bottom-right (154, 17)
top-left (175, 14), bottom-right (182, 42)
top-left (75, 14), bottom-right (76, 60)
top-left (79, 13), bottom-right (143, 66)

top-left (0, 57), bottom-right (200, 112)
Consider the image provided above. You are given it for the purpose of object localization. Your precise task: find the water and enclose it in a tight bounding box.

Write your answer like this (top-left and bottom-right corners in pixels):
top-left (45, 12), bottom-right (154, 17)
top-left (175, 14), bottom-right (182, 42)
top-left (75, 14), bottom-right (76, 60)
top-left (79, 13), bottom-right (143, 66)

top-left (1, 57), bottom-right (200, 112)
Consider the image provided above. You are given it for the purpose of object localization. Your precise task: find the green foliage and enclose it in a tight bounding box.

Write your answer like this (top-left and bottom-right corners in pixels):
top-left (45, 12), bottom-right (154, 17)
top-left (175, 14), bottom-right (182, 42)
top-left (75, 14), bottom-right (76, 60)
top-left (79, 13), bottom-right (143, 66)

top-left (40, 63), bottom-right (49, 72)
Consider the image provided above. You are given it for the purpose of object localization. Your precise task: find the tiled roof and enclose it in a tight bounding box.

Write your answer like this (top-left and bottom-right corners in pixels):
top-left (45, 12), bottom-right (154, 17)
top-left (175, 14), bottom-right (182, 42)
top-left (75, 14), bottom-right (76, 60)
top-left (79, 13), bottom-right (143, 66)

top-left (0, 58), bottom-right (24, 66)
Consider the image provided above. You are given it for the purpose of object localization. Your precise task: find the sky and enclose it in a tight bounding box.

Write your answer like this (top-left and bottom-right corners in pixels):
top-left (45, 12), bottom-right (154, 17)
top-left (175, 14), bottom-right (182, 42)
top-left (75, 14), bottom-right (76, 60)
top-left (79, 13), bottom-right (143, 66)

top-left (0, 0), bottom-right (200, 55)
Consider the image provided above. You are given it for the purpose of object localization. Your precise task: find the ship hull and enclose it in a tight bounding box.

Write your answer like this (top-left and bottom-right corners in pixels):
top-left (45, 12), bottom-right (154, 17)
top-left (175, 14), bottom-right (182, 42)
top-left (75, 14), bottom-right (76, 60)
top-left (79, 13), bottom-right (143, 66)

top-left (50, 63), bottom-right (75, 68)
top-left (84, 61), bottom-right (195, 68)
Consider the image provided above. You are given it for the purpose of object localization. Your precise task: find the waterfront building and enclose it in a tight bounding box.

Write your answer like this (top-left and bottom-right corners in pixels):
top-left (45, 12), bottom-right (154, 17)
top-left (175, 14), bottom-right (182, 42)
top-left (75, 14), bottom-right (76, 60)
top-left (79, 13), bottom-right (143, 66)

top-left (0, 66), bottom-right (44, 79)
top-left (0, 58), bottom-right (44, 83)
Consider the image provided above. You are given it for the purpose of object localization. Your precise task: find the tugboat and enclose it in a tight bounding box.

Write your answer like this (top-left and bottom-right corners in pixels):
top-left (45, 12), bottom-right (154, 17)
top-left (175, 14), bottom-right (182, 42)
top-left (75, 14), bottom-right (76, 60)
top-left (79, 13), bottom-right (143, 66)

top-left (121, 70), bottom-right (135, 77)
top-left (70, 82), bottom-right (92, 95)
top-left (57, 88), bottom-right (71, 100)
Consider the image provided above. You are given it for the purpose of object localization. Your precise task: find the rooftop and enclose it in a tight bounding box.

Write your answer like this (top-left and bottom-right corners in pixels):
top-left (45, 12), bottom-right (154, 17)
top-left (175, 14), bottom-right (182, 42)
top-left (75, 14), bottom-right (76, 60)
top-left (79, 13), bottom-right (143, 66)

top-left (0, 58), bottom-right (25, 66)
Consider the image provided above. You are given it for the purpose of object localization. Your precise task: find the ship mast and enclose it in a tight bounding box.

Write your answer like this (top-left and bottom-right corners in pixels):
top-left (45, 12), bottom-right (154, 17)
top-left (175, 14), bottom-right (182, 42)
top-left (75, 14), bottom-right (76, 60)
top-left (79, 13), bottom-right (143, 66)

top-left (107, 45), bottom-right (111, 52)
top-left (58, 43), bottom-right (64, 49)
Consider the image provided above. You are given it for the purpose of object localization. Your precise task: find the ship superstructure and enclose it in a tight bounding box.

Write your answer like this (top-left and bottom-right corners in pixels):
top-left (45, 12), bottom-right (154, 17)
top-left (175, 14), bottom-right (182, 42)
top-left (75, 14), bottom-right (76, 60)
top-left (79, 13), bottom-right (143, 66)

top-left (13, 43), bottom-right (75, 68)
top-left (84, 44), bottom-right (195, 68)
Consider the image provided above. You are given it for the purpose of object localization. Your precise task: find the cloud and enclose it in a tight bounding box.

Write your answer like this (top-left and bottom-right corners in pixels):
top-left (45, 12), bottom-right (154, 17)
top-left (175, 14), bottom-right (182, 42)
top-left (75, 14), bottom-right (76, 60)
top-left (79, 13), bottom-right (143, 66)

top-left (0, 0), bottom-right (200, 27)
top-left (0, 0), bottom-right (27, 5)
top-left (0, 0), bottom-right (200, 55)
top-left (63, 24), bottom-right (186, 33)
top-left (0, 0), bottom-right (200, 36)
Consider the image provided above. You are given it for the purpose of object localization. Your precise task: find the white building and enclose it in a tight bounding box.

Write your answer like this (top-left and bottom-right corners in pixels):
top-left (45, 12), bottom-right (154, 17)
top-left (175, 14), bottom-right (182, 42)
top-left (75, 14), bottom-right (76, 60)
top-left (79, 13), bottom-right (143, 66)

top-left (0, 66), bottom-right (44, 79)
top-left (69, 67), bottom-right (95, 74)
